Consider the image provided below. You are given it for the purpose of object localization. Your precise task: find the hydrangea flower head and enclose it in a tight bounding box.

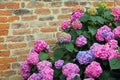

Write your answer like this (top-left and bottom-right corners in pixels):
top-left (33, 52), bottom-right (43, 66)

top-left (84, 78), bottom-right (94, 80)
top-left (61, 21), bottom-right (70, 30)
top-left (37, 60), bottom-right (52, 71)
top-left (66, 73), bottom-right (80, 80)
top-left (75, 35), bottom-right (87, 47)
top-left (85, 61), bottom-right (103, 78)
top-left (28, 73), bottom-right (42, 80)
top-left (55, 60), bottom-right (64, 69)
top-left (71, 11), bottom-right (83, 21)
top-left (57, 32), bottom-right (71, 43)
top-left (112, 8), bottom-right (120, 21)
top-left (34, 40), bottom-right (48, 53)
top-left (72, 19), bottom-right (82, 30)
top-left (113, 26), bottom-right (120, 38)
top-left (62, 63), bottom-right (80, 77)
top-left (27, 52), bottom-right (39, 65)
top-left (20, 61), bottom-right (31, 73)
top-left (87, 7), bottom-right (97, 15)
top-left (106, 39), bottom-right (118, 49)
top-left (76, 51), bottom-right (95, 65)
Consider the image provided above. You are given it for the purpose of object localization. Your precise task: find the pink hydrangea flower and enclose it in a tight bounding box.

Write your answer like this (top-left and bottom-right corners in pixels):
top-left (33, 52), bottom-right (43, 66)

top-left (75, 35), bottom-right (87, 47)
top-left (57, 32), bottom-right (71, 43)
top-left (66, 73), bottom-right (80, 80)
top-left (40, 67), bottom-right (54, 80)
top-left (62, 63), bottom-right (80, 77)
top-left (106, 40), bottom-right (118, 49)
top-left (113, 26), bottom-right (120, 38)
top-left (20, 61), bottom-right (31, 73)
top-left (112, 8), bottom-right (120, 21)
top-left (20, 71), bottom-right (31, 79)
top-left (54, 60), bottom-right (64, 69)
top-left (27, 52), bottom-right (39, 65)
top-left (71, 11), bottom-right (83, 21)
top-left (28, 73), bottom-right (42, 80)
top-left (34, 40), bottom-right (48, 53)
top-left (90, 43), bottom-right (101, 52)
top-left (72, 19), bottom-right (82, 30)
top-left (85, 61), bottom-right (103, 78)
top-left (37, 60), bottom-right (52, 71)
top-left (61, 21), bottom-right (70, 30)
top-left (108, 49), bottom-right (119, 60)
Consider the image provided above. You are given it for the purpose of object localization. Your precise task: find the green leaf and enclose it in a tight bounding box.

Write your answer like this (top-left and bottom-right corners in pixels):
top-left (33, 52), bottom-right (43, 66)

top-left (59, 74), bottom-right (65, 80)
top-left (109, 58), bottom-right (120, 69)
top-left (88, 26), bottom-right (98, 36)
top-left (53, 48), bottom-right (64, 60)
top-left (39, 52), bottom-right (49, 60)
top-left (74, 76), bottom-right (81, 80)
top-left (114, 22), bottom-right (120, 26)
top-left (104, 10), bottom-right (111, 18)
top-left (118, 47), bottom-right (120, 53)
top-left (96, 16), bottom-right (105, 24)
top-left (76, 30), bottom-right (82, 35)
top-left (65, 42), bottom-right (74, 52)
top-left (83, 31), bottom-right (90, 39)
top-left (90, 16), bottom-right (97, 22)
top-left (79, 14), bottom-right (90, 22)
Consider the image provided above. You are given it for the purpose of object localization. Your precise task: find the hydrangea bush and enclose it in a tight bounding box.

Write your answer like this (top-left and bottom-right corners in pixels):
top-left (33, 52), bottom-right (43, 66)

top-left (20, 4), bottom-right (120, 80)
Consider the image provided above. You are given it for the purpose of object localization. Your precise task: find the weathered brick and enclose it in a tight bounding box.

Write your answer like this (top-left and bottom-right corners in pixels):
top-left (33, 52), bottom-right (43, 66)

top-left (30, 22), bottom-right (47, 28)
top-left (39, 16), bottom-right (54, 21)
top-left (57, 14), bottom-right (71, 20)
top-left (41, 28), bottom-right (57, 32)
top-left (13, 29), bottom-right (31, 35)
top-left (0, 24), bottom-right (9, 29)
top-left (35, 8), bottom-right (51, 14)
top-left (52, 9), bottom-right (59, 14)
top-left (0, 57), bottom-right (16, 64)
top-left (7, 3), bottom-right (20, 9)
top-left (0, 44), bottom-right (7, 50)
top-left (6, 36), bottom-right (24, 42)
top-left (0, 3), bottom-right (5, 9)
top-left (31, 28), bottom-right (40, 34)
top-left (27, 2), bottom-right (44, 8)
top-left (22, 15), bottom-right (37, 21)
top-left (93, 2), bottom-right (114, 7)
top-left (21, 2), bottom-right (25, 8)
top-left (12, 48), bottom-right (30, 56)
top-left (0, 37), bottom-right (4, 42)
top-left (1, 70), bottom-right (16, 77)
top-left (36, 33), bottom-right (53, 40)
top-left (0, 64), bottom-right (10, 70)
top-left (80, 2), bottom-right (87, 6)
top-left (27, 41), bottom-right (34, 47)
top-left (51, 2), bottom-right (62, 7)
top-left (0, 30), bottom-right (8, 36)
top-left (61, 8), bottom-right (72, 13)
top-left (0, 50), bottom-right (10, 57)
top-left (0, 17), bottom-right (7, 23)
top-left (17, 55), bottom-right (27, 61)
top-left (0, 10), bottom-right (12, 16)
top-left (11, 63), bottom-right (20, 69)
top-left (45, 39), bottom-right (57, 44)
top-left (49, 21), bottom-right (62, 26)
top-left (8, 43), bottom-right (27, 49)
top-left (8, 16), bottom-right (19, 22)
top-left (64, 1), bottom-right (79, 7)
top-left (9, 75), bottom-right (24, 80)
top-left (13, 9), bottom-right (31, 15)
top-left (26, 35), bottom-right (35, 41)
top-left (11, 23), bottom-right (29, 29)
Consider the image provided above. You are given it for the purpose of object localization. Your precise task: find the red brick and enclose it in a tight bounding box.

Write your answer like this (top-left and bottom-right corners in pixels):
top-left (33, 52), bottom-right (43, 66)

top-left (52, 9), bottom-right (59, 14)
top-left (61, 8), bottom-right (72, 13)
top-left (27, 2), bottom-right (44, 8)
top-left (0, 24), bottom-right (9, 29)
top-left (8, 16), bottom-right (19, 22)
top-left (31, 28), bottom-right (40, 34)
top-left (49, 21), bottom-right (62, 26)
top-left (17, 55), bottom-right (27, 61)
top-left (0, 4), bottom-right (5, 9)
top-left (0, 64), bottom-right (10, 70)
top-left (0, 44), bottom-right (7, 50)
top-left (0, 10), bottom-right (12, 16)
top-left (8, 43), bottom-right (27, 49)
top-left (64, 2), bottom-right (78, 7)
top-left (0, 50), bottom-right (10, 57)
top-left (57, 14), bottom-right (71, 20)
top-left (0, 57), bottom-right (16, 64)
top-left (13, 29), bottom-right (31, 35)
top-left (7, 3), bottom-right (20, 9)
top-left (22, 16), bottom-right (37, 21)
top-left (1, 70), bottom-right (16, 77)
top-left (12, 49), bottom-right (30, 56)
top-left (51, 2), bottom-right (62, 7)
top-left (7, 36), bottom-right (24, 42)
top-left (0, 30), bottom-right (8, 36)
top-left (35, 8), bottom-right (50, 14)
top-left (0, 17), bottom-right (7, 23)
top-left (41, 28), bottom-right (57, 32)
top-left (0, 37), bottom-right (4, 42)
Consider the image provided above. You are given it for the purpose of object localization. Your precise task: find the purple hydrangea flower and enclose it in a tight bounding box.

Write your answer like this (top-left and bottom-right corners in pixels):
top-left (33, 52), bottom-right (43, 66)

top-left (76, 51), bottom-right (95, 65)
top-left (57, 32), bottom-right (71, 43)
top-left (20, 71), bottom-right (31, 79)
top-left (27, 52), bottom-right (39, 65)
top-left (55, 60), bottom-right (64, 69)
top-left (66, 73), bottom-right (80, 80)
top-left (20, 61), bottom-right (31, 73)
top-left (71, 11), bottom-right (83, 21)
top-left (84, 78), bottom-right (94, 80)
top-left (75, 35), bottom-right (87, 47)
top-left (113, 26), bottom-right (120, 38)
top-left (61, 21), bottom-right (70, 30)
top-left (90, 43), bottom-right (101, 52)
top-left (28, 73), bottom-right (42, 80)
top-left (105, 32), bottom-right (114, 42)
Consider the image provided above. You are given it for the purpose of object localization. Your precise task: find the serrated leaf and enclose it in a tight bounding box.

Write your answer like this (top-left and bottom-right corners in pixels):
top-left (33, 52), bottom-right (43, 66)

top-left (109, 58), bottom-right (120, 69)
top-left (76, 30), bottom-right (82, 35)
top-left (79, 14), bottom-right (90, 22)
top-left (65, 42), bottom-right (74, 52)
top-left (53, 48), bottom-right (64, 60)
top-left (39, 52), bottom-right (49, 60)
top-left (83, 31), bottom-right (90, 39)
top-left (114, 22), bottom-right (120, 26)
top-left (90, 16), bottom-right (97, 22)
top-left (88, 26), bottom-right (98, 36)
top-left (104, 10), bottom-right (111, 18)
top-left (96, 16), bottom-right (105, 24)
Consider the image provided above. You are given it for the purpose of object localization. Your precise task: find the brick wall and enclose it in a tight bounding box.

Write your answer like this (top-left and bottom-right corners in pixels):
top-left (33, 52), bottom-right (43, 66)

top-left (0, 0), bottom-right (119, 80)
